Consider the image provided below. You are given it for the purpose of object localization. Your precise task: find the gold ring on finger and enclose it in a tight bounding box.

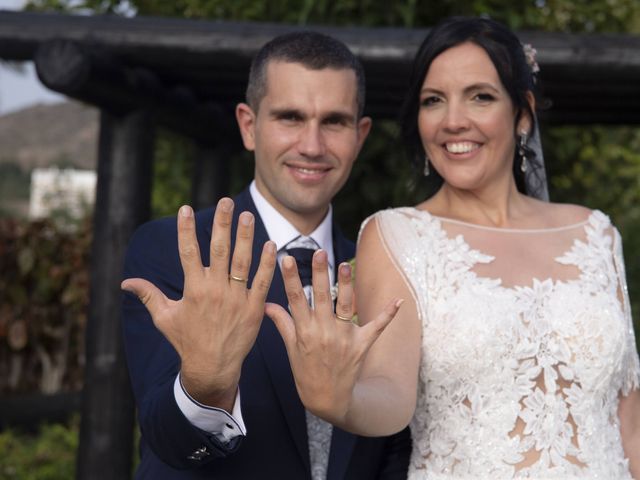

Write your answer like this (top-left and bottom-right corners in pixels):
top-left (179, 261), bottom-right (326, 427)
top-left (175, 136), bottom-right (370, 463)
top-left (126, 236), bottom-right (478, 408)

top-left (229, 274), bottom-right (248, 283)
top-left (335, 313), bottom-right (354, 323)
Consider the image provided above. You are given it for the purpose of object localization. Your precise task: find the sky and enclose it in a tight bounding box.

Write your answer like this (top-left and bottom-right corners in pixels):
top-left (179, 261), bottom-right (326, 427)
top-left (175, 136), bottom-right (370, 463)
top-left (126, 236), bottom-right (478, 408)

top-left (0, 0), bottom-right (66, 115)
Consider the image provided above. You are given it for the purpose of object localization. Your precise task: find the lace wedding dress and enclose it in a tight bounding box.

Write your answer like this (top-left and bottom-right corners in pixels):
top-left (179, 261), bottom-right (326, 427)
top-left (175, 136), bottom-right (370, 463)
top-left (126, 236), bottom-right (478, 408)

top-left (372, 208), bottom-right (640, 479)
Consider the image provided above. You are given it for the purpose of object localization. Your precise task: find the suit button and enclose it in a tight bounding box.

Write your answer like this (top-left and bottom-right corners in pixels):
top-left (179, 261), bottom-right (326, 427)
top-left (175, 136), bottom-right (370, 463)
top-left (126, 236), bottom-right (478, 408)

top-left (187, 446), bottom-right (210, 461)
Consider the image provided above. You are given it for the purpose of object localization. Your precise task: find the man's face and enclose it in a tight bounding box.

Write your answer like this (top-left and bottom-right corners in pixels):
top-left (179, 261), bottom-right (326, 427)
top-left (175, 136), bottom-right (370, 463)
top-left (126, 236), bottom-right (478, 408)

top-left (236, 61), bottom-right (371, 232)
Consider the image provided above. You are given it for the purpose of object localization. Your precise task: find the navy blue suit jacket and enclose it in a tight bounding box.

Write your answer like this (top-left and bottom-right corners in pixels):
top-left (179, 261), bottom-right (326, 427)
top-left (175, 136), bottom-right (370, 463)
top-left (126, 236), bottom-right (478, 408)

top-left (122, 187), bottom-right (411, 479)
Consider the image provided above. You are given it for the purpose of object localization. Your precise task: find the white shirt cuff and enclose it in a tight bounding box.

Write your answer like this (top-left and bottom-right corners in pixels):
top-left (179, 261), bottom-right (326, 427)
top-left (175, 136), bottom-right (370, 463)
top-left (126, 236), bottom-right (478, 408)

top-left (173, 373), bottom-right (246, 443)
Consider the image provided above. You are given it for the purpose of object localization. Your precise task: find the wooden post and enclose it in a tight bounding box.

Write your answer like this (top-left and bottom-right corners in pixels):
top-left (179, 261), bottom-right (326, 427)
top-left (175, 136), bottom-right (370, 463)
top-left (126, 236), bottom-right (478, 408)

top-left (76, 109), bottom-right (154, 480)
top-left (191, 143), bottom-right (232, 211)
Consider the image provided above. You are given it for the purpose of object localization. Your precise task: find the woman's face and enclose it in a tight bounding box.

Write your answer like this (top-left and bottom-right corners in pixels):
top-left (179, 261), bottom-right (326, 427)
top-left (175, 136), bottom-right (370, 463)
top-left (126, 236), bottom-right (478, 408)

top-left (418, 42), bottom-right (529, 193)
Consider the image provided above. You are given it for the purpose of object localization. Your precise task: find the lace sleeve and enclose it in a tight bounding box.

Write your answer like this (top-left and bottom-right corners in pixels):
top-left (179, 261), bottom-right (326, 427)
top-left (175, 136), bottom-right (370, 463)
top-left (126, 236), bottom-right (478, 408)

top-left (358, 209), bottom-right (429, 324)
top-left (612, 228), bottom-right (640, 395)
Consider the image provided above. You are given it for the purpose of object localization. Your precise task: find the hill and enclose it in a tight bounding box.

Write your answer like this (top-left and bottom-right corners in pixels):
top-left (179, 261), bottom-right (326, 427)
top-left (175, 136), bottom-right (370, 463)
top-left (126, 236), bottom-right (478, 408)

top-left (0, 101), bottom-right (98, 170)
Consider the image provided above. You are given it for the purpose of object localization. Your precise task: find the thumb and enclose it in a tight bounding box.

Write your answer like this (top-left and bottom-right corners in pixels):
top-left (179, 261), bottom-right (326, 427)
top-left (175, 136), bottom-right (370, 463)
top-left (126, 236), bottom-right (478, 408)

top-left (121, 278), bottom-right (168, 317)
top-left (264, 302), bottom-right (296, 346)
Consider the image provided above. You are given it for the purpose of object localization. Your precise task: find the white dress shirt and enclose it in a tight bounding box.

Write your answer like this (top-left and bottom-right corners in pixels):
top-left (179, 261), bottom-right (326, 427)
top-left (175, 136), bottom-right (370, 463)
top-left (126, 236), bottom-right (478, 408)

top-left (174, 180), bottom-right (335, 443)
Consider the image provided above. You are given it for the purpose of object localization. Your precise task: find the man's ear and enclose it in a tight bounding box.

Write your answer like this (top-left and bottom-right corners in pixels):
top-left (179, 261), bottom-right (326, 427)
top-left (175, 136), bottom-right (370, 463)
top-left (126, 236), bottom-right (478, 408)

top-left (236, 102), bottom-right (257, 151)
top-left (355, 116), bottom-right (372, 154)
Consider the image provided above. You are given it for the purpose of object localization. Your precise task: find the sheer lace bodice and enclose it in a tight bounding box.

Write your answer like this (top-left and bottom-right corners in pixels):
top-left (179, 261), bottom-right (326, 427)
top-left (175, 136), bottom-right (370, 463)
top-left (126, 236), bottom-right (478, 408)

top-left (372, 208), bottom-right (640, 479)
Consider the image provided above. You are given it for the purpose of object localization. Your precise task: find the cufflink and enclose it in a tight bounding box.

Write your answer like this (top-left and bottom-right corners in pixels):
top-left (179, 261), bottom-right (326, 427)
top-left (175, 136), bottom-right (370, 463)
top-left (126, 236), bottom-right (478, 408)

top-left (187, 446), bottom-right (210, 461)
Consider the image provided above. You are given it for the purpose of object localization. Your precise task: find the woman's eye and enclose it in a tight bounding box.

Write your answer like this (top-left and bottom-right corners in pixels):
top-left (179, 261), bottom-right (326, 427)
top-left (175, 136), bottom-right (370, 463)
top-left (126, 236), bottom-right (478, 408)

top-left (474, 93), bottom-right (495, 102)
top-left (421, 96), bottom-right (441, 107)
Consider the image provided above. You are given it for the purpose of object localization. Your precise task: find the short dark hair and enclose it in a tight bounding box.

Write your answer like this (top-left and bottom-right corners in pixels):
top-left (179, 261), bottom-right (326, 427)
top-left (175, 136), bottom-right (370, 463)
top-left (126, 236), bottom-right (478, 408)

top-left (246, 31), bottom-right (366, 118)
top-left (400, 17), bottom-right (543, 196)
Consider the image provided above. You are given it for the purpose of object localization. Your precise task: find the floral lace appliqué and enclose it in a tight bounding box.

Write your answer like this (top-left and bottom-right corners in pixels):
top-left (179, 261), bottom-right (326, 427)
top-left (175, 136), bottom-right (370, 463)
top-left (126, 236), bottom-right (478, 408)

top-left (374, 208), bottom-right (640, 480)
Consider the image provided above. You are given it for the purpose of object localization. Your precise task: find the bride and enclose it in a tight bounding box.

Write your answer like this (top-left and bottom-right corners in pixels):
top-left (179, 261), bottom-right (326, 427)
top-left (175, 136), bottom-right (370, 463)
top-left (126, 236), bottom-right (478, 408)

top-left (266, 16), bottom-right (640, 479)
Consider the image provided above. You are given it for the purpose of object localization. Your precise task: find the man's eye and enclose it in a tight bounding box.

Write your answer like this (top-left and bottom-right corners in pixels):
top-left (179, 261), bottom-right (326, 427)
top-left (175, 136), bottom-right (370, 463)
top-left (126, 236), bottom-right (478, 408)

top-left (325, 117), bottom-right (346, 126)
top-left (279, 113), bottom-right (301, 122)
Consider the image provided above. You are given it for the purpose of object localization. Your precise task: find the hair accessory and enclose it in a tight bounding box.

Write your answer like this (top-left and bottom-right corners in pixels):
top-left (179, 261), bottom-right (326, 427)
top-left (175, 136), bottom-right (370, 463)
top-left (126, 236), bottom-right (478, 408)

top-left (522, 43), bottom-right (540, 82)
top-left (518, 130), bottom-right (528, 173)
top-left (423, 155), bottom-right (430, 177)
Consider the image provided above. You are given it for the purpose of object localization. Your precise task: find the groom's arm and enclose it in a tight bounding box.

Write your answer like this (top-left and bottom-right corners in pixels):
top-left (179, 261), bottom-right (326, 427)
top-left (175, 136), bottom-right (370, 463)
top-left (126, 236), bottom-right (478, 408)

top-left (122, 203), bottom-right (276, 469)
top-left (122, 213), bottom-right (243, 469)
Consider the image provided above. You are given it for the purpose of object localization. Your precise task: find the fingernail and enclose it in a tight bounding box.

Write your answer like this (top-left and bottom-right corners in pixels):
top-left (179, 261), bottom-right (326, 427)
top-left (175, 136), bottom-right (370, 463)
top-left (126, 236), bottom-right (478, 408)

top-left (179, 205), bottom-right (193, 217)
top-left (283, 256), bottom-right (295, 269)
top-left (218, 198), bottom-right (233, 212)
top-left (265, 241), bottom-right (276, 254)
top-left (395, 298), bottom-right (405, 308)
top-left (240, 212), bottom-right (254, 226)
top-left (340, 263), bottom-right (351, 277)
top-left (313, 249), bottom-right (327, 263)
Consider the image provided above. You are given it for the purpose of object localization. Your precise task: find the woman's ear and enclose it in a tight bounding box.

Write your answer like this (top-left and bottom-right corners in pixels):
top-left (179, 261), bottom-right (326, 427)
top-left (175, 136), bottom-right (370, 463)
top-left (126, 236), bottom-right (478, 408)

top-left (518, 91), bottom-right (536, 134)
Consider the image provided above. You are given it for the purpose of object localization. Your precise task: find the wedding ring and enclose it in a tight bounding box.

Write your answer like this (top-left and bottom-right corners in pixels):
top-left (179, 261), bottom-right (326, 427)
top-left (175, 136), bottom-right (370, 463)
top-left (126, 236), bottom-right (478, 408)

top-left (229, 274), bottom-right (248, 283)
top-left (335, 313), bottom-right (354, 323)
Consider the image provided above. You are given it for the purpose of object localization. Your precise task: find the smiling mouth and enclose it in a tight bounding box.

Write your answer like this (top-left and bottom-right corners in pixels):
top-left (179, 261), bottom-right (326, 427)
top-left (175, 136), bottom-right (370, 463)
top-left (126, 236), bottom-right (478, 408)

top-left (292, 166), bottom-right (330, 174)
top-left (287, 163), bottom-right (332, 174)
top-left (445, 142), bottom-right (481, 154)
top-left (286, 164), bottom-right (333, 183)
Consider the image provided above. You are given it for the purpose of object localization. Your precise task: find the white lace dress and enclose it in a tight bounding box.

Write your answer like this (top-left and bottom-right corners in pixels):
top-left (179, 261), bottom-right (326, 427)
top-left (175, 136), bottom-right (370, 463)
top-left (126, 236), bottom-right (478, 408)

top-left (372, 208), bottom-right (640, 479)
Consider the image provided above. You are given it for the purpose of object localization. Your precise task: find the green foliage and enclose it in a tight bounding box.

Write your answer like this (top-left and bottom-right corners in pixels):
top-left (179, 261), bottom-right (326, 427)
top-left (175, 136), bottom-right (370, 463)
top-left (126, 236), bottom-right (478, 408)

top-left (24, 0), bottom-right (640, 32)
top-left (150, 130), bottom-right (194, 218)
top-left (0, 217), bottom-right (90, 395)
top-left (544, 126), bottom-right (640, 332)
top-left (0, 418), bottom-right (78, 480)
top-left (334, 120), bottom-right (426, 237)
top-left (0, 164), bottom-right (30, 207)
top-left (0, 418), bottom-right (140, 479)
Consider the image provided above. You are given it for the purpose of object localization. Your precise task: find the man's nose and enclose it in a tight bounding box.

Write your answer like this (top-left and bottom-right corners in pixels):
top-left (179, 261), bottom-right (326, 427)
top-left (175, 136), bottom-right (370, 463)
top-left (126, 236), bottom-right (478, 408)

top-left (298, 123), bottom-right (326, 158)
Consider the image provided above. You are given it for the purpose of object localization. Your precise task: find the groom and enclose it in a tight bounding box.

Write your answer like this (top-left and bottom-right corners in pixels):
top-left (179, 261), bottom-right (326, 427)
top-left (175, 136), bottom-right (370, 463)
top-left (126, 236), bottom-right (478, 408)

top-left (121, 31), bottom-right (411, 479)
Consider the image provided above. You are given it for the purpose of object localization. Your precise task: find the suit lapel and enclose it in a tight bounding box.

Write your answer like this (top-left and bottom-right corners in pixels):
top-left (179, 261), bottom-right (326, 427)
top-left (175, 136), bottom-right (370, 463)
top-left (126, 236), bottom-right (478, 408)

top-left (232, 188), bottom-right (311, 472)
top-left (327, 225), bottom-right (357, 480)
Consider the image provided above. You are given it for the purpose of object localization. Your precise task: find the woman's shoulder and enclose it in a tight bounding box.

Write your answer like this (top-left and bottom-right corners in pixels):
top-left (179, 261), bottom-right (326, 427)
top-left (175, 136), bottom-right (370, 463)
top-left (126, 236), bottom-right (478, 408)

top-left (539, 202), bottom-right (595, 227)
top-left (360, 206), bottom-right (423, 233)
top-left (358, 206), bottom-right (433, 249)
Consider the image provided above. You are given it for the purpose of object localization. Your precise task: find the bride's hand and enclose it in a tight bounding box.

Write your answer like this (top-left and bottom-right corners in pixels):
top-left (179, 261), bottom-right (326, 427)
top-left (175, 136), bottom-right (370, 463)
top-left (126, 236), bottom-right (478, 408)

top-left (265, 250), bottom-right (403, 424)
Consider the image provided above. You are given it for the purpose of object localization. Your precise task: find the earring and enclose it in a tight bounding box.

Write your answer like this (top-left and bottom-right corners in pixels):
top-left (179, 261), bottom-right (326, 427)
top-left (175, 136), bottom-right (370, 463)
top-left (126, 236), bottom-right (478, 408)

top-left (423, 155), bottom-right (430, 176)
top-left (518, 131), bottom-right (528, 173)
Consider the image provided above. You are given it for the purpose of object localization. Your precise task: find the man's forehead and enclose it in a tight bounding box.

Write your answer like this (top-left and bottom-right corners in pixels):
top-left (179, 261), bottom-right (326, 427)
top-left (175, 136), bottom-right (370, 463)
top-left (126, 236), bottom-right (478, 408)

top-left (264, 60), bottom-right (356, 87)
top-left (261, 61), bottom-right (358, 109)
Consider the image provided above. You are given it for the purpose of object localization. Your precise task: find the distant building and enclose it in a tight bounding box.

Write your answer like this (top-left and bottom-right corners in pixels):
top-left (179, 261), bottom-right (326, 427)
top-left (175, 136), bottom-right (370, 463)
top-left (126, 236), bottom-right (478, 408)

top-left (29, 167), bottom-right (96, 220)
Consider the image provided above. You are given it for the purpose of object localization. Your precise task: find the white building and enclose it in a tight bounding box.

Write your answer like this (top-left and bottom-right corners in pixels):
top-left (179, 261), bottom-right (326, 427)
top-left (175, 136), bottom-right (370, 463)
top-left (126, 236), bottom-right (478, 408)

top-left (29, 167), bottom-right (97, 220)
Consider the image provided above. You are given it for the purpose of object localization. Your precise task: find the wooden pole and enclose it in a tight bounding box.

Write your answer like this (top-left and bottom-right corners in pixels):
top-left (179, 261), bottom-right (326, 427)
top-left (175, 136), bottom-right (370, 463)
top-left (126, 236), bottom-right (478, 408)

top-left (191, 143), bottom-right (232, 211)
top-left (76, 109), bottom-right (154, 480)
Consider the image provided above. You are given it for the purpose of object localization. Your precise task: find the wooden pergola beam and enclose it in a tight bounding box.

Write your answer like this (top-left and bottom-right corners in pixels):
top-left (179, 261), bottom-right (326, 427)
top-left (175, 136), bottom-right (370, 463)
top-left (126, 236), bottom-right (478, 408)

top-left (2, 10), bottom-right (640, 123)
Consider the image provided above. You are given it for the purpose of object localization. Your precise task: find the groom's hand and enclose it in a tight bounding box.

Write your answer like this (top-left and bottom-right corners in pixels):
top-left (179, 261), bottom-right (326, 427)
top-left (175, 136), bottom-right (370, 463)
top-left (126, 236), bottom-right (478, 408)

top-left (122, 198), bottom-right (276, 412)
top-left (265, 250), bottom-right (402, 424)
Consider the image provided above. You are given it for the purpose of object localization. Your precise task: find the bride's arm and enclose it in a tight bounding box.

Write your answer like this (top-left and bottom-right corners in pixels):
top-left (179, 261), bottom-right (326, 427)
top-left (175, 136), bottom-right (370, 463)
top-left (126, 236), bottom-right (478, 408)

top-left (619, 389), bottom-right (640, 478)
top-left (342, 217), bottom-right (422, 435)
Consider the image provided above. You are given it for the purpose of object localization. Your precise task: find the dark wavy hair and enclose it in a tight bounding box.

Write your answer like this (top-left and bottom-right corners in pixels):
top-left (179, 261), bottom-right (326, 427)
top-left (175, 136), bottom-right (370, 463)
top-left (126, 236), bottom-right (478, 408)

top-left (400, 17), bottom-right (544, 197)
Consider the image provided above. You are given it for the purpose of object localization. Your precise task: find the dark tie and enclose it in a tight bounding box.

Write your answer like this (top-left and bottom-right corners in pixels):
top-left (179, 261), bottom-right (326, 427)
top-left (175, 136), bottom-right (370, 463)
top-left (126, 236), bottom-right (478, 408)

top-left (285, 238), bottom-right (330, 479)
top-left (285, 247), bottom-right (315, 287)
